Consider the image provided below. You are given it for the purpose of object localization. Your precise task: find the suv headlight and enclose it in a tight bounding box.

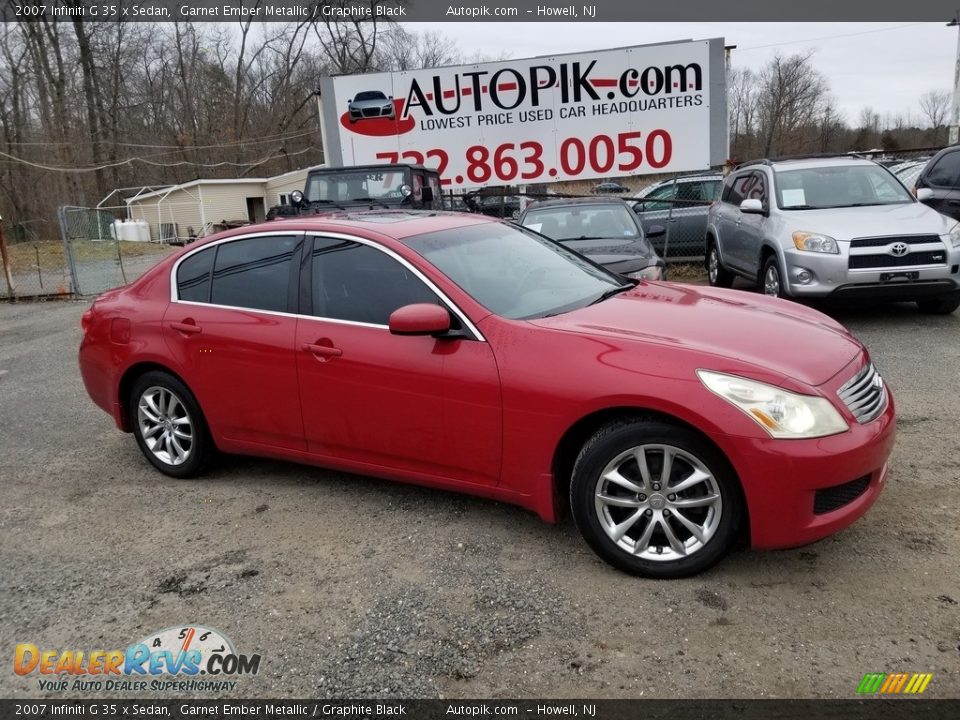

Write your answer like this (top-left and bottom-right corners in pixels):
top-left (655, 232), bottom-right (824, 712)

top-left (793, 232), bottom-right (839, 254)
top-left (625, 266), bottom-right (664, 281)
top-left (697, 370), bottom-right (848, 439)
top-left (948, 224), bottom-right (960, 249)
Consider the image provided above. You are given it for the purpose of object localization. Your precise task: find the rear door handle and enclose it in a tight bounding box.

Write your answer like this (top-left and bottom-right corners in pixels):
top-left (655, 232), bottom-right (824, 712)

top-left (170, 321), bottom-right (202, 335)
top-left (302, 342), bottom-right (342, 359)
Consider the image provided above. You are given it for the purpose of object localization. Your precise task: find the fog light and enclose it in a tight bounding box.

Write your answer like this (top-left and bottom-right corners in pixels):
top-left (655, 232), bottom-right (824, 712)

top-left (795, 268), bottom-right (813, 284)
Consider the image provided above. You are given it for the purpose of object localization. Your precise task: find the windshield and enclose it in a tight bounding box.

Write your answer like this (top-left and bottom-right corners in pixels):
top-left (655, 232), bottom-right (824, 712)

top-left (775, 165), bottom-right (913, 209)
top-left (405, 223), bottom-right (628, 320)
top-left (521, 204), bottom-right (640, 241)
top-left (354, 91), bottom-right (386, 101)
top-left (305, 168), bottom-right (409, 203)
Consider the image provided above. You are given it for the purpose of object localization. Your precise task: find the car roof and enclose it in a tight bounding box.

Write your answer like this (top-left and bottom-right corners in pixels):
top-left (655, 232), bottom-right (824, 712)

top-left (192, 211), bottom-right (496, 246)
top-left (743, 157), bottom-right (878, 171)
top-left (524, 197), bottom-right (631, 210)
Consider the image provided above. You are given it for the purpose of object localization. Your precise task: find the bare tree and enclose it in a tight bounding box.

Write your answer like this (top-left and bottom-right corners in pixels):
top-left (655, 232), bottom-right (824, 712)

top-left (756, 52), bottom-right (830, 156)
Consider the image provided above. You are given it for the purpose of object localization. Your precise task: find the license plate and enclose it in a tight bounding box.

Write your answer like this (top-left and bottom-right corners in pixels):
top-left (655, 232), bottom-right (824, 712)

top-left (879, 271), bottom-right (919, 282)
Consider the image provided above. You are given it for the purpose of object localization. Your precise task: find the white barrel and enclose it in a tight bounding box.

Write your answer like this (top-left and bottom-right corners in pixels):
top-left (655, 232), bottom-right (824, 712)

top-left (134, 220), bottom-right (150, 242)
top-left (110, 219), bottom-right (124, 241)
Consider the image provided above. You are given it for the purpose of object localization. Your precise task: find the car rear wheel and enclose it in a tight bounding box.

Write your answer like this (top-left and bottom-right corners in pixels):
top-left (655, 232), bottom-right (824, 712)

top-left (760, 255), bottom-right (790, 299)
top-left (570, 420), bottom-right (742, 578)
top-left (130, 371), bottom-right (211, 479)
top-left (706, 242), bottom-right (734, 288)
top-left (916, 292), bottom-right (960, 314)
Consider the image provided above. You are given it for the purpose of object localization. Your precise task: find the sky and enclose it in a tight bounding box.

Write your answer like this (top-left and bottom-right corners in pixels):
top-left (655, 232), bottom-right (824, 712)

top-left (413, 22), bottom-right (958, 124)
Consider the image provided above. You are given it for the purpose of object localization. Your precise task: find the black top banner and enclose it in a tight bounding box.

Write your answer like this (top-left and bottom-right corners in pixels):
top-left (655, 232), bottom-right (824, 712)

top-left (3, 0), bottom-right (960, 22)
top-left (3, 699), bottom-right (960, 720)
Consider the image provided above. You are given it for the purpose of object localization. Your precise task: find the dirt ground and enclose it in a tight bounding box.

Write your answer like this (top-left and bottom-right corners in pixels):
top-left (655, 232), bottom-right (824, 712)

top-left (0, 295), bottom-right (958, 700)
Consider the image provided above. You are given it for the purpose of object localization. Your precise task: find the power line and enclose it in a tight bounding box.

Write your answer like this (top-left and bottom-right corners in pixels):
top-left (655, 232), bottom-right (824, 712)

top-left (735, 22), bottom-right (928, 52)
top-left (0, 146), bottom-right (317, 173)
top-left (0, 128), bottom-right (318, 150)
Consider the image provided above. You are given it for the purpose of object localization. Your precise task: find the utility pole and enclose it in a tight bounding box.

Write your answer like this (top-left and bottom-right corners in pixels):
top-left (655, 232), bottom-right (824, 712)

top-left (948, 14), bottom-right (960, 145)
top-left (0, 214), bottom-right (16, 301)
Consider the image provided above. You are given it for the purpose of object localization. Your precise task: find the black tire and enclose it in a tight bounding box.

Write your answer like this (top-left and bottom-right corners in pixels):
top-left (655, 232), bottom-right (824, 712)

top-left (570, 419), bottom-right (742, 579)
top-left (759, 254), bottom-right (791, 299)
top-left (917, 292), bottom-right (960, 315)
top-left (706, 240), bottom-right (734, 288)
top-left (129, 370), bottom-right (213, 479)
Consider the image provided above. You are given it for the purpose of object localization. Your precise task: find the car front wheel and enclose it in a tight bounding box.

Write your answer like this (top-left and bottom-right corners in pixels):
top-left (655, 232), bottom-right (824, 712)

top-left (570, 420), bottom-right (742, 578)
top-left (706, 241), bottom-right (734, 288)
top-left (760, 255), bottom-right (790, 299)
top-left (917, 292), bottom-right (960, 314)
top-left (130, 371), bottom-right (212, 479)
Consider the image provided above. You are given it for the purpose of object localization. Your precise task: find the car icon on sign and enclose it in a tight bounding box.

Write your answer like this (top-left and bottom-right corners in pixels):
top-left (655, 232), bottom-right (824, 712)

top-left (348, 90), bottom-right (395, 123)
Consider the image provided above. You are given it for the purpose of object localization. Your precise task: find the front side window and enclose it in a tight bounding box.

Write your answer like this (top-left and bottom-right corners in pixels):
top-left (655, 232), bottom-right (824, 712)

top-left (925, 150), bottom-right (960, 187)
top-left (406, 223), bottom-right (625, 320)
top-left (637, 183), bottom-right (675, 212)
top-left (311, 238), bottom-right (439, 325)
top-left (209, 235), bottom-right (299, 312)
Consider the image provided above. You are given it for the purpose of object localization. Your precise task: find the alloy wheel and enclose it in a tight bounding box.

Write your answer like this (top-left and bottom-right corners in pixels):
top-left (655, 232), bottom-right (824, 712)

top-left (707, 248), bottom-right (719, 284)
top-left (137, 386), bottom-right (194, 466)
top-left (593, 444), bottom-right (723, 561)
top-left (763, 264), bottom-right (781, 296)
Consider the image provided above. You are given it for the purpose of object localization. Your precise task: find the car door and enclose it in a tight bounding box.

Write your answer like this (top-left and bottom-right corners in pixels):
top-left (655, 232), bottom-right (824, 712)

top-left (295, 234), bottom-right (502, 485)
top-left (737, 171), bottom-right (770, 278)
top-left (163, 232), bottom-right (305, 450)
top-left (724, 172), bottom-right (764, 273)
top-left (715, 173), bottom-right (746, 272)
top-left (917, 148), bottom-right (960, 221)
top-left (673, 180), bottom-right (717, 256)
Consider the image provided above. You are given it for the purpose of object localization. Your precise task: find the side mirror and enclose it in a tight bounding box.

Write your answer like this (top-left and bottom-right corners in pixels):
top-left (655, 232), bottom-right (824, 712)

top-left (421, 186), bottom-right (434, 203)
top-left (916, 187), bottom-right (934, 202)
top-left (347, 98), bottom-right (353, 103)
top-left (647, 224), bottom-right (666, 237)
top-left (389, 304), bottom-right (451, 337)
top-left (740, 198), bottom-right (764, 214)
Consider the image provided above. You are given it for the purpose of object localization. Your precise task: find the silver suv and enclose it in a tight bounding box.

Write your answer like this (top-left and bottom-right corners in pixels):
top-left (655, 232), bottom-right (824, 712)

top-left (706, 157), bottom-right (960, 314)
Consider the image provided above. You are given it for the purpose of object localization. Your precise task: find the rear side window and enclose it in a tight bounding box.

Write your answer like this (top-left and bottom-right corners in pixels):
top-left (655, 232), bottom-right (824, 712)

top-left (210, 235), bottom-right (299, 313)
top-left (311, 238), bottom-right (438, 325)
top-left (925, 150), bottom-right (960, 187)
top-left (176, 248), bottom-right (215, 302)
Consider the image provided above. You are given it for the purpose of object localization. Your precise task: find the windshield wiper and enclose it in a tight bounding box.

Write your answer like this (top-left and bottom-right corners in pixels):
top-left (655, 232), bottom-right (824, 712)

top-left (781, 204), bottom-right (819, 210)
top-left (351, 196), bottom-right (391, 209)
top-left (589, 283), bottom-right (634, 305)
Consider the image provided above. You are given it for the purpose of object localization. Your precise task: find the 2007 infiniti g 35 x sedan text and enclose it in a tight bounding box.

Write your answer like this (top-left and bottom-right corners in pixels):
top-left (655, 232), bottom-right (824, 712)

top-left (79, 211), bottom-right (895, 578)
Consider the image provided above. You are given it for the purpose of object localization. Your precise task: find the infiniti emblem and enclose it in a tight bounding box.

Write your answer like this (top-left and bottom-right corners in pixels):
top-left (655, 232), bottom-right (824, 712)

top-left (889, 242), bottom-right (910, 257)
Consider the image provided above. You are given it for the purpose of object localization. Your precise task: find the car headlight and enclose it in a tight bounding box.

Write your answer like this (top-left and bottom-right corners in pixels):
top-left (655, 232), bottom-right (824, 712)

top-left (625, 266), bottom-right (663, 281)
top-left (792, 231), bottom-right (839, 254)
top-left (948, 224), bottom-right (960, 249)
top-left (697, 370), bottom-right (848, 439)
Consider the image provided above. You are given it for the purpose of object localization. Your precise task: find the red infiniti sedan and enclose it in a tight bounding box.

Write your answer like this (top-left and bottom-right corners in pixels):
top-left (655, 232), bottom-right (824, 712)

top-left (79, 212), bottom-right (895, 578)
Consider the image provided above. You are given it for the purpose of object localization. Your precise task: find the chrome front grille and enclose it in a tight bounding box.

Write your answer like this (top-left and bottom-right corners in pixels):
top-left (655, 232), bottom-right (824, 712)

top-left (837, 363), bottom-right (886, 423)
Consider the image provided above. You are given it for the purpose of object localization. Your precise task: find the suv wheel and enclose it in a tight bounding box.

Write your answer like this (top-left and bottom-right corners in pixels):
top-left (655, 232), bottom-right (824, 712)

top-left (569, 419), bottom-right (742, 579)
top-left (706, 242), bottom-right (734, 288)
top-left (760, 255), bottom-right (790, 299)
top-left (917, 292), bottom-right (960, 315)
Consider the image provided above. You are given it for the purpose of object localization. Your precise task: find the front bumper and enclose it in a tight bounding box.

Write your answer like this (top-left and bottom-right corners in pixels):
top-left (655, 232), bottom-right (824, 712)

top-left (711, 387), bottom-right (896, 550)
top-left (782, 244), bottom-right (960, 299)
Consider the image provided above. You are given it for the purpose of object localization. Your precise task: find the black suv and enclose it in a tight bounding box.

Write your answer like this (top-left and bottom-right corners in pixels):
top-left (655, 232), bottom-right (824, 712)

top-left (914, 146), bottom-right (960, 221)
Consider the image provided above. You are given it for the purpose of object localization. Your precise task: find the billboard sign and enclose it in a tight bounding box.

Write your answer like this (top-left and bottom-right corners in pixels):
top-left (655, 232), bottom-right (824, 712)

top-left (319, 38), bottom-right (727, 190)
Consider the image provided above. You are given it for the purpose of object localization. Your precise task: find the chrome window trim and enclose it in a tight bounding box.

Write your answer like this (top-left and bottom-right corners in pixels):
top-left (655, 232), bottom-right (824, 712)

top-left (168, 229), bottom-right (485, 341)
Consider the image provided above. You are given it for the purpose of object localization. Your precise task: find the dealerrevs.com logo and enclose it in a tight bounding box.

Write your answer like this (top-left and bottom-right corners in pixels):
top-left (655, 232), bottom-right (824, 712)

top-left (14, 625), bottom-right (261, 693)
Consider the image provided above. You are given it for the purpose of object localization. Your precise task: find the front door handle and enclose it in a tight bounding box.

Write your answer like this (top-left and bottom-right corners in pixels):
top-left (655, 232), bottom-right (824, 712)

top-left (302, 342), bottom-right (342, 360)
top-left (170, 321), bottom-right (202, 335)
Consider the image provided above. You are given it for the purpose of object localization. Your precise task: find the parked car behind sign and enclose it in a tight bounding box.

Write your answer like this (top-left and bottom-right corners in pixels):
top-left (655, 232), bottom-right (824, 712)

top-left (518, 197), bottom-right (666, 280)
top-left (633, 173), bottom-right (722, 258)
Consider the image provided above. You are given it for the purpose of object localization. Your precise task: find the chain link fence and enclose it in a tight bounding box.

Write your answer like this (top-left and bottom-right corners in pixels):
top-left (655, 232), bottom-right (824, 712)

top-left (0, 217), bottom-right (72, 300)
top-left (56, 205), bottom-right (181, 297)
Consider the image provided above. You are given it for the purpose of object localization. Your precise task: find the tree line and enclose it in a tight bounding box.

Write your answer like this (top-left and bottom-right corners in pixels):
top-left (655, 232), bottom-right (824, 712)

top-left (729, 52), bottom-right (950, 161)
top-left (0, 13), bottom-right (952, 238)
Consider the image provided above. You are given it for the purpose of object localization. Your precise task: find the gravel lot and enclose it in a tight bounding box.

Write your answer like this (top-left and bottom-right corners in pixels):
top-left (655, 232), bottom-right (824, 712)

top-left (0, 294), bottom-right (958, 699)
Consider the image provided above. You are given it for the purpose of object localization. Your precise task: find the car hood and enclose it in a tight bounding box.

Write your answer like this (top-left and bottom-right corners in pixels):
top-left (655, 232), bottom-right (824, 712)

top-left (529, 283), bottom-right (862, 387)
top-left (782, 202), bottom-right (955, 239)
top-left (559, 236), bottom-right (656, 269)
